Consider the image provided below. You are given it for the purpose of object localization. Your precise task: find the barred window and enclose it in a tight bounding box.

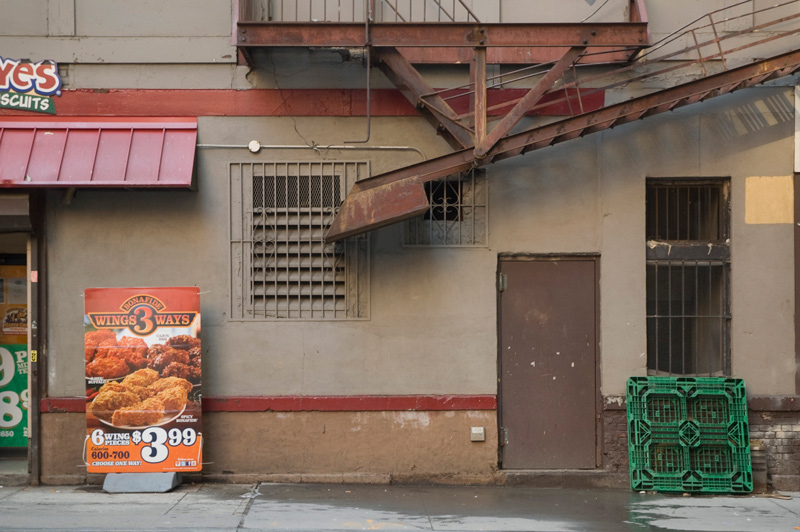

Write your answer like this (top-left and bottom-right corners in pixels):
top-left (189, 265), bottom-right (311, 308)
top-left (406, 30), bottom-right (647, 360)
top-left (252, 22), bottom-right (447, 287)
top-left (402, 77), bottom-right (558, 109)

top-left (230, 161), bottom-right (369, 320)
top-left (403, 169), bottom-right (487, 246)
top-left (646, 179), bottom-right (730, 376)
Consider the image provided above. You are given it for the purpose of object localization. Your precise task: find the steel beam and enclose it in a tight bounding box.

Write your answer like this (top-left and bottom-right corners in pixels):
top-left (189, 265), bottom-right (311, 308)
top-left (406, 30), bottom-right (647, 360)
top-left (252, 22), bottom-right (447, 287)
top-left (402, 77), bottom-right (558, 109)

top-left (326, 48), bottom-right (800, 242)
top-left (399, 47), bottom-right (633, 65)
top-left (237, 22), bottom-right (649, 48)
top-left (325, 177), bottom-right (432, 242)
top-left (473, 47), bottom-right (487, 143)
top-left (375, 47), bottom-right (473, 150)
top-left (473, 46), bottom-right (585, 160)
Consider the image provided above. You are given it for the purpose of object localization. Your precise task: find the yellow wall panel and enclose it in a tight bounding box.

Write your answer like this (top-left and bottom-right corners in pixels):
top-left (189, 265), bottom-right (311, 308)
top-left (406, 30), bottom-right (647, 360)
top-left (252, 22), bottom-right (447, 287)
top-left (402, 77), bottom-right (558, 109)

top-left (745, 176), bottom-right (794, 224)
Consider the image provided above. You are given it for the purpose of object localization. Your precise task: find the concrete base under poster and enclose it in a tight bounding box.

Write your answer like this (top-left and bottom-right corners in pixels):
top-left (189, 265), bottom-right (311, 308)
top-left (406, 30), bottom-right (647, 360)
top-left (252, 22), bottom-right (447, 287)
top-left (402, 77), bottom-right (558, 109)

top-left (103, 472), bottom-right (181, 493)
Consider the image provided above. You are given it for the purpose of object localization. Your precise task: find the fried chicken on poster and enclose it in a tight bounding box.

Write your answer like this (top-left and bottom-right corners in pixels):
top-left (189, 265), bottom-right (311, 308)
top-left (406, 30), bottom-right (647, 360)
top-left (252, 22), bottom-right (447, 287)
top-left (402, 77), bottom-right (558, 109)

top-left (86, 356), bottom-right (130, 379)
top-left (154, 385), bottom-right (189, 411)
top-left (89, 370), bottom-right (192, 427)
top-left (162, 361), bottom-right (201, 381)
top-left (84, 332), bottom-right (150, 379)
top-left (85, 333), bottom-right (201, 383)
top-left (147, 341), bottom-right (201, 384)
top-left (166, 335), bottom-right (201, 351)
top-left (112, 336), bottom-right (149, 369)
top-left (89, 388), bottom-right (141, 422)
top-left (121, 367), bottom-right (160, 388)
top-left (147, 376), bottom-right (192, 394)
top-left (111, 397), bottom-right (166, 427)
top-left (98, 381), bottom-right (152, 401)
top-left (148, 345), bottom-right (189, 372)
top-left (84, 330), bottom-right (116, 362)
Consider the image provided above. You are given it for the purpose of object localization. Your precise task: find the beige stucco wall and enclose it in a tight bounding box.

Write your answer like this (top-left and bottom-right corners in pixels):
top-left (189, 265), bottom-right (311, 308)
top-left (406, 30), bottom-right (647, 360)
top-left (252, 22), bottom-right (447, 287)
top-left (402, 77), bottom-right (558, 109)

top-left (0, 0), bottom-right (234, 64)
top-left (43, 86), bottom-right (796, 401)
top-left (45, 115), bottom-right (506, 398)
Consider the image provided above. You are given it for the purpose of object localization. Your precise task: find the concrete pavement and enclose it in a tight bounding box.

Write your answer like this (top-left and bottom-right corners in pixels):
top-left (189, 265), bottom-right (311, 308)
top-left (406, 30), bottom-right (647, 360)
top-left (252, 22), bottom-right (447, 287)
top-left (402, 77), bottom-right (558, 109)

top-left (0, 481), bottom-right (798, 531)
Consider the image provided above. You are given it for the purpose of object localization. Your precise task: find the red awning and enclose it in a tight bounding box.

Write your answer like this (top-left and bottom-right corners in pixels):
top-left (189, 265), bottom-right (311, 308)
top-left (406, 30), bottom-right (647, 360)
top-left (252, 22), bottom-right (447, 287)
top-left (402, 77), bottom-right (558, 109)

top-left (0, 117), bottom-right (197, 188)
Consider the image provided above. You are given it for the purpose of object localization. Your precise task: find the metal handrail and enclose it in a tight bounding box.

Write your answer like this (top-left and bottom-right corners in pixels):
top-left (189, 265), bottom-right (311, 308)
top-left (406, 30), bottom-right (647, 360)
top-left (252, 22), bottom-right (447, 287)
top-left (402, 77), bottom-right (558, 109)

top-left (238, 0), bottom-right (480, 23)
top-left (419, 0), bottom-right (800, 123)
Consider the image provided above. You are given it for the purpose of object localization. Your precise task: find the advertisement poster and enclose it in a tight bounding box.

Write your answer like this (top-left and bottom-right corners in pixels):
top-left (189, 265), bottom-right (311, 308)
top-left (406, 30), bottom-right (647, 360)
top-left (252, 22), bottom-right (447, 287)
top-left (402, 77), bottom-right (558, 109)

top-left (0, 344), bottom-right (28, 447)
top-left (0, 264), bottom-right (27, 448)
top-left (85, 287), bottom-right (202, 473)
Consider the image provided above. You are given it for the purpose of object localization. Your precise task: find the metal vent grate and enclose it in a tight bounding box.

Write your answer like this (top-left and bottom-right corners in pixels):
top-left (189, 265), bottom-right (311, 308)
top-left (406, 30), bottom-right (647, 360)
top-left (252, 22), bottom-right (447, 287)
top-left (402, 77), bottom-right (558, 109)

top-left (253, 174), bottom-right (341, 209)
top-left (230, 162), bottom-right (369, 320)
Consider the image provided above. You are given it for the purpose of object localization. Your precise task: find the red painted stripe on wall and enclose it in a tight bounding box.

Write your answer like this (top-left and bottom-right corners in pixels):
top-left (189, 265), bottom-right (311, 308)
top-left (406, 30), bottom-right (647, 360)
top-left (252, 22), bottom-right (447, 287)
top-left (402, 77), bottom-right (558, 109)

top-left (0, 89), bottom-right (604, 118)
top-left (41, 395), bottom-right (497, 413)
top-left (41, 397), bottom-right (86, 413)
top-left (48, 89), bottom-right (414, 117)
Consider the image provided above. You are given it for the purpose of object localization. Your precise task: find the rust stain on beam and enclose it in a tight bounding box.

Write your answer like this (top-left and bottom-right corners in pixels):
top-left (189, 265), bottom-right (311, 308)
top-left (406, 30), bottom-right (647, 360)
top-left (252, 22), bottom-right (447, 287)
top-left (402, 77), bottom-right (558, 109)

top-left (327, 151), bottom-right (477, 242)
top-left (237, 22), bottom-right (649, 48)
top-left (376, 47), bottom-right (473, 150)
top-left (628, 0), bottom-right (652, 59)
top-left (473, 47), bottom-right (487, 144)
top-left (326, 178), bottom-right (431, 242)
top-left (473, 46), bottom-right (585, 160)
top-left (400, 47), bottom-right (633, 64)
top-left (352, 149), bottom-right (478, 193)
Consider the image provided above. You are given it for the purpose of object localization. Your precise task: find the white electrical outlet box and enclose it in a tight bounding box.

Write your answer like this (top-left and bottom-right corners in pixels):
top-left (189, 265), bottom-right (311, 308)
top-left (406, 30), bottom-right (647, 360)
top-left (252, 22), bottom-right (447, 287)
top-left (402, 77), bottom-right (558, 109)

top-left (470, 426), bottom-right (485, 442)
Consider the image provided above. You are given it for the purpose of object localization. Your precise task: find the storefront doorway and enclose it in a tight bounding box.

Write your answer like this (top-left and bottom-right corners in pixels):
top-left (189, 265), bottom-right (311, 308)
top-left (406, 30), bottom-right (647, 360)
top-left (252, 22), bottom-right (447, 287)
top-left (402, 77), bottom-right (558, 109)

top-left (0, 194), bottom-right (33, 482)
top-left (0, 245), bottom-right (28, 478)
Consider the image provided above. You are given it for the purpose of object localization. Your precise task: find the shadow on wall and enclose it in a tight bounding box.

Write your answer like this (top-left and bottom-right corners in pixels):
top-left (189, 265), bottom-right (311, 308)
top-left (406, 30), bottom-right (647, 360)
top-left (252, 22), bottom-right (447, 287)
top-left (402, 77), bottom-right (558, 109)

top-left (705, 90), bottom-right (795, 146)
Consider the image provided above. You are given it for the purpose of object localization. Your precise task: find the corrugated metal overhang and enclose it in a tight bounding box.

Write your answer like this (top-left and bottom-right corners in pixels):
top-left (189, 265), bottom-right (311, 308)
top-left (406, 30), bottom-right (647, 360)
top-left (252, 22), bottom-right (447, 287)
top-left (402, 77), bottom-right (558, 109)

top-left (0, 117), bottom-right (197, 188)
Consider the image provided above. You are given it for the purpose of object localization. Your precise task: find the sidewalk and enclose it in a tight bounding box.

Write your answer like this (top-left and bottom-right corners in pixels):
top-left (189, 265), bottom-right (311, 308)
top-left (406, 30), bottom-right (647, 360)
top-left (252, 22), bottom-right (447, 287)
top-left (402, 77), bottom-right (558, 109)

top-left (0, 481), bottom-right (798, 531)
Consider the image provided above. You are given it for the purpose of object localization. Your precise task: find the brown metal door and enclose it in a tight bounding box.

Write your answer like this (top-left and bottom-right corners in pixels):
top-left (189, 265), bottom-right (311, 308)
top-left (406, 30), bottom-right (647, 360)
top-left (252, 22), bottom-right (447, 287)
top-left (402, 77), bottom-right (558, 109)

top-left (498, 256), bottom-right (598, 469)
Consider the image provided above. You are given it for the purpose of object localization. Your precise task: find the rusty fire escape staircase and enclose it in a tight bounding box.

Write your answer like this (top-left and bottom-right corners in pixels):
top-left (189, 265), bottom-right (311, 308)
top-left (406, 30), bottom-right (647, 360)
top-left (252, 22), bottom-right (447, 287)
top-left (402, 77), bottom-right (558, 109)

top-left (235, 0), bottom-right (800, 242)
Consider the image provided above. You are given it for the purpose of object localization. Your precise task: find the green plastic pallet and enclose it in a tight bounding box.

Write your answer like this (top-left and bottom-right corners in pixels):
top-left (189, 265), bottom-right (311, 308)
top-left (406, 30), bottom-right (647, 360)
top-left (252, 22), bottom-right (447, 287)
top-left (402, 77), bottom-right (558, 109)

top-left (626, 376), bottom-right (752, 493)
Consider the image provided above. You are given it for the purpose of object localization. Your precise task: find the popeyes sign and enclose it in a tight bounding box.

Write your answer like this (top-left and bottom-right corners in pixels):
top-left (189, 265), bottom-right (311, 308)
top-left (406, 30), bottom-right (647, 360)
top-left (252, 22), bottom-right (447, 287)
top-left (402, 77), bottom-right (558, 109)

top-left (0, 57), bottom-right (62, 115)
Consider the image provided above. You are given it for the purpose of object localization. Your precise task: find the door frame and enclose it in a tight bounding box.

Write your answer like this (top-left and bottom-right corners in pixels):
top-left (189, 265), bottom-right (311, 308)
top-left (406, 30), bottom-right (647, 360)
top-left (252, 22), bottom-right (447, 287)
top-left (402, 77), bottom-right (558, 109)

top-left (496, 253), bottom-right (602, 469)
top-left (0, 191), bottom-right (45, 485)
